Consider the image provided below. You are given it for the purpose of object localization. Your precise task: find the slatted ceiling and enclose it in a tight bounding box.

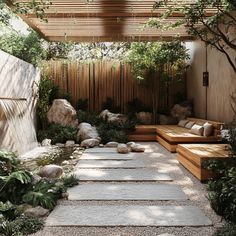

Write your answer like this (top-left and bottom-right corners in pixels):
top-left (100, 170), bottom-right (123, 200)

top-left (7, 0), bottom-right (216, 41)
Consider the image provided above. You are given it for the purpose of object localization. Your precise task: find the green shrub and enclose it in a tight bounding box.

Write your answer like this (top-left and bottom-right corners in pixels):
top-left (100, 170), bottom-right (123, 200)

top-left (77, 111), bottom-right (102, 126)
top-left (0, 216), bottom-right (43, 236)
top-left (0, 150), bottom-right (19, 175)
top-left (37, 123), bottom-right (77, 144)
top-left (61, 174), bottom-right (79, 188)
top-left (102, 97), bottom-right (121, 113)
top-left (213, 223), bottom-right (236, 236)
top-left (76, 99), bottom-right (88, 111)
top-left (126, 98), bottom-right (151, 114)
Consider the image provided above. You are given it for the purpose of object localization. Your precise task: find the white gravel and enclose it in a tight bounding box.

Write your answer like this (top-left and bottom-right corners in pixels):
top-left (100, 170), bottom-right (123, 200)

top-left (31, 142), bottom-right (224, 236)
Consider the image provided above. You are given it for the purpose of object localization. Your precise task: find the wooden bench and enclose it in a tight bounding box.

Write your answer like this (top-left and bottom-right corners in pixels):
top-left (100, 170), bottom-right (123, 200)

top-left (176, 144), bottom-right (229, 181)
top-left (156, 118), bottom-right (224, 152)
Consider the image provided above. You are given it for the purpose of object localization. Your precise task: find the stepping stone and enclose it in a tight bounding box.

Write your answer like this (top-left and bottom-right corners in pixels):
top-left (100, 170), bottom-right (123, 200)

top-left (46, 205), bottom-right (212, 226)
top-left (68, 183), bottom-right (188, 201)
top-left (76, 159), bottom-right (147, 168)
top-left (80, 153), bottom-right (134, 160)
top-left (84, 148), bottom-right (117, 153)
top-left (73, 169), bottom-right (172, 181)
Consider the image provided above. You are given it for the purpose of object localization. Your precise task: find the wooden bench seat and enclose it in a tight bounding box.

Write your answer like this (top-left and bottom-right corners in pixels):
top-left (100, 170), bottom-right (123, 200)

top-left (156, 118), bottom-right (223, 152)
top-left (176, 144), bottom-right (229, 181)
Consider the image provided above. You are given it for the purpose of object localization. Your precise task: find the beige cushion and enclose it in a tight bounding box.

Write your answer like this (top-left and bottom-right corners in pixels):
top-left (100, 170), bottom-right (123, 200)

top-left (185, 121), bottom-right (195, 129)
top-left (178, 119), bottom-right (189, 127)
top-left (203, 122), bottom-right (214, 136)
top-left (190, 124), bottom-right (204, 136)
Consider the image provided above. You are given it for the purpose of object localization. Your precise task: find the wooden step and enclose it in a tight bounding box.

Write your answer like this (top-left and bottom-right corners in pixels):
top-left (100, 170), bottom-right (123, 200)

top-left (132, 125), bottom-right (158, 134)
top-left (128, 134), bottom-right (157, 141)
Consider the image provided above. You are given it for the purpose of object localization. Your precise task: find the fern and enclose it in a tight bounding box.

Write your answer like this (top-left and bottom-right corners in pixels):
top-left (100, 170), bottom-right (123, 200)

top-left (0, 201), bottom-right (17, 220)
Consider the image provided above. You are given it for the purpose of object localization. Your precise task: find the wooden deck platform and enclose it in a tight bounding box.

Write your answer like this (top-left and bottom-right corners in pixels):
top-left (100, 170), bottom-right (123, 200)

top-left (128, 125), bottom-right (158, 141)
top-left (177, 144), bottom-right (229, 181)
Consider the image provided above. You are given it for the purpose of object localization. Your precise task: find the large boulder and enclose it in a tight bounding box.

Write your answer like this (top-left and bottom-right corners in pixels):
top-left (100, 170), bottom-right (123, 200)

top-left (38, 164), bottom-right (64, 178)
top-left (171, 101), bottom-right (193, 121)
top-left (136, 112), bottom-right (153, 125)
top-left (47, 99), bottom-right (78, 127)
top-left (100, 109), bottom-right (127, 125)
top-left (80, 138), bottom-right (100, 148)
top-left (77, 122), bottom-right (99, 142)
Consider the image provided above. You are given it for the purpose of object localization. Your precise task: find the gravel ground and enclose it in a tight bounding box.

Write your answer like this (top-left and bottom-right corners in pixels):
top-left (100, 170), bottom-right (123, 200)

top-left (31, 142), bottom-right (224, 236)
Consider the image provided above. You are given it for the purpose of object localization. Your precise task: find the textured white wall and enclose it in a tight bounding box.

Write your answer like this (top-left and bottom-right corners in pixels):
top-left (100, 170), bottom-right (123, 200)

top-left (0, 50), bottom-right (40, 154)
top-left (186, 41), bottom-right (236, 124)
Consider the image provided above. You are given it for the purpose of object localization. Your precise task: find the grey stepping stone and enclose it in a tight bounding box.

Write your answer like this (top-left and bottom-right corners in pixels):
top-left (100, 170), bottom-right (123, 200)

top-left (73, 169), bottom-right (172, 181)
top-left (46, 205), bottom-right (212, 226)
top-left (80, 153), bottom-right (134, 160)
top-left (84, 148), bottom-right (117, 153)
top-left (76, 159), bottom-right (147, 168)
top-left (68, 183), bottom-right (188, 201)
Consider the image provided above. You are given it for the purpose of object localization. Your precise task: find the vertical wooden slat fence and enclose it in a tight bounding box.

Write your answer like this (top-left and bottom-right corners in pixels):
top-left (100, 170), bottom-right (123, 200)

top-left (42, 60), bottom-right (186, 114)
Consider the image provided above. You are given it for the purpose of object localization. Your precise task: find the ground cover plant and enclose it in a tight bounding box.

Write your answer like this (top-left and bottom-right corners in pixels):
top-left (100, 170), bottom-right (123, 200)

top-left (0, 149), bottom-right (79, 235)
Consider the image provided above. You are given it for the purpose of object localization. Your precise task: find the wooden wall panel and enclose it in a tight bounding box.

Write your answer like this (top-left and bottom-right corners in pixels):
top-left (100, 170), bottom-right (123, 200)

top-left (42, 60), bottom-right (186, 115)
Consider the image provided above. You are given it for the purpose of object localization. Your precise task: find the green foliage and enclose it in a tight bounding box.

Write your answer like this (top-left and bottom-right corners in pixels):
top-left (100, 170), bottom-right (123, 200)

top-left (37, 123), bottom-right (77, 144)
top-left (46, 42), bottom-right (74, 59)
top-left (213, 223), bottom-right (236, 236)
top-left (151, 0), bottom-right (236, 72)
top-left (0, 151), bottom-right (19, 175)
top-left (102, 97), bottom-right (121, 113)
top-left (0, 201), bottom-right (17, 220)
top-left (126, 98), bottom-right (151, 114)
top-left (36, 76), bottom-right (59, 128)
top-left (76, 98), bottom-right (88, 111)
top-left (127, 41), bottom-right (189, 81)
top-left (0, 216), bottom-right (43, 236)
top-left (0, 30), bottom-right (47, 66)
top-left (61, 174), bottom-right (79, 188)
top-left (77, 111), bottom-right (102, 126)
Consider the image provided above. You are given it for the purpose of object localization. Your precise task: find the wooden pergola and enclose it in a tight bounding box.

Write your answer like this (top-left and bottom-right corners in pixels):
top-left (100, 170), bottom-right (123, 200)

top-left (7, 0), bottom-right (215, 42)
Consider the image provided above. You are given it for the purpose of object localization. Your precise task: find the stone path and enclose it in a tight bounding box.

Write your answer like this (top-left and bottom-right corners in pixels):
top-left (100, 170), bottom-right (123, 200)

top-left (46, 142), bottom-right (212, 229)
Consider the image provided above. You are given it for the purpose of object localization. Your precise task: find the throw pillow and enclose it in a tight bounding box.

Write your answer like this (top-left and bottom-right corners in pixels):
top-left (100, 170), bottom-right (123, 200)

top-left (185, 121), bottom-right (195, 129)
top-left (178, 119), bottom-right (189, 127)
top-left (190, 124), bottom-right (204, 136)
top-left (203, 122), bottom-right (214, 136)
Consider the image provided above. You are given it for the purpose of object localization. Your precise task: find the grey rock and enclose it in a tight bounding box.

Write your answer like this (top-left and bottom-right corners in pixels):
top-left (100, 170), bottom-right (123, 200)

top-left (80, 138), bottom-right (100, 148)
top-left (41, 139), bottom-right (51, 146)
top-left (55, 143), bottom-right (65, 148)
top-left (105, 141), bottom-right (119, 148)
top-left (77, 122), bottom-right (99, 142)
top-left (100, 109), bottom-right (127, 125)
top-left (117, 144), bottom-right (129, 154)
top-left (47, 99), bottom-right (78, 127)
top-left (126, 141), bottom-right (135, 147)
top-left (38, 164), bottom-right (64, 178)
top-left (171, 103), bottom-right (192, 121)
top-left (65, 140), bottom-right (75, 147)
top-left (32, 174), bottom-right (42, 185)
top-left (136, 112), bottom-right (153, 124)
top-left (131, 144), bottom-right (145, 152)
top-left (62, 160), bottom-right (70, 165)
top-left (25, 206), bottom-right (49, 218)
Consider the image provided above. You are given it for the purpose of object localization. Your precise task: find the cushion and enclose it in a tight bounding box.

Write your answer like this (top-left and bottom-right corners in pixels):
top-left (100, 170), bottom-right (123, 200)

top-left (190, 124), bottom-right (204, 136)
top-left (185, 121), bottom-right (195, 129)
top-left (178, 119), bottom-right (189, 127)
top-left (203, 122), bottom-right (214, 136)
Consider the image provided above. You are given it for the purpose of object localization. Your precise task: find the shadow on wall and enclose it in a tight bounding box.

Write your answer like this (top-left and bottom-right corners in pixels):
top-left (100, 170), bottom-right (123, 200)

top-left (0, 50), bottom-right (40, 155)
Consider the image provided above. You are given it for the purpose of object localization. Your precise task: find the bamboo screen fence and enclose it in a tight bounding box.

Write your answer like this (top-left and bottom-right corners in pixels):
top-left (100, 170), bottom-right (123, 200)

top-left (42, 60), bottom-right (186, 113)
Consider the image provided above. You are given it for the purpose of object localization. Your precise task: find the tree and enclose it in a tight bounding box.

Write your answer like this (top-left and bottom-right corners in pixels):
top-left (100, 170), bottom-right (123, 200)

top-left (148, 0), bottom-right (236, 72)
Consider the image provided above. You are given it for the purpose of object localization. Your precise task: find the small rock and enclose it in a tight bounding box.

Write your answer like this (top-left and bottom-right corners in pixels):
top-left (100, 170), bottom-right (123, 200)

top-left (81, 138), bottom-right (100, 148)
top-left (126, 141), bottom-right (135, 147)
top-left (32, 174), bottom-right (42, 185)
top-left (105, 142), bottom-right (119, 148)
top-left (41, 139), bottom-right (51, 146)
top-left (56, 143), bottom-right (65, 148)
top-left (65, 140), bottom-right (75, 147)
top-left (62, 160), bottom-right (70, 165)
top-left (74, 144), bottom-right (80, 148)
top-left (16, 204), bottom-right (32, 214)
top-left (131, 144), bottom-right (145, 152)
top-left (99, 144), bottom-right (104, 148)
top-left (38, 164), bottom-right (64, 178)
top-left (72, 150), bottom-right (80, 156)
top-left (62, 192), bottom-right (69, 199)
top-left (117, 144), bottom-right (129, 154)
top-left (24, 206), bottom-right (49, 218)
top-left (69, 155), bottom-right (74, 159)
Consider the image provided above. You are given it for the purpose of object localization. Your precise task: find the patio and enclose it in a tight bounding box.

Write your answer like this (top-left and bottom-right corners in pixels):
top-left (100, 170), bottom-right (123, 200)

top-left (0, 0), bottom-right (235, 236)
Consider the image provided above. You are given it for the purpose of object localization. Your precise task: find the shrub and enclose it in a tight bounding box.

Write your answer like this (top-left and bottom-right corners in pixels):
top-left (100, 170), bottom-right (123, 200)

top-left (77, 111), bottom-right (102, 126)
top-left (76, 98), bottom-right (88, 111)
top-left (126, 98), bottom-right (151, 114)
top-left (213, 223), bottom-right (236, 236)
top-left (102, 97), bottom-right (121, 113)
top-left (37, 123), bottom-right (77, 144)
